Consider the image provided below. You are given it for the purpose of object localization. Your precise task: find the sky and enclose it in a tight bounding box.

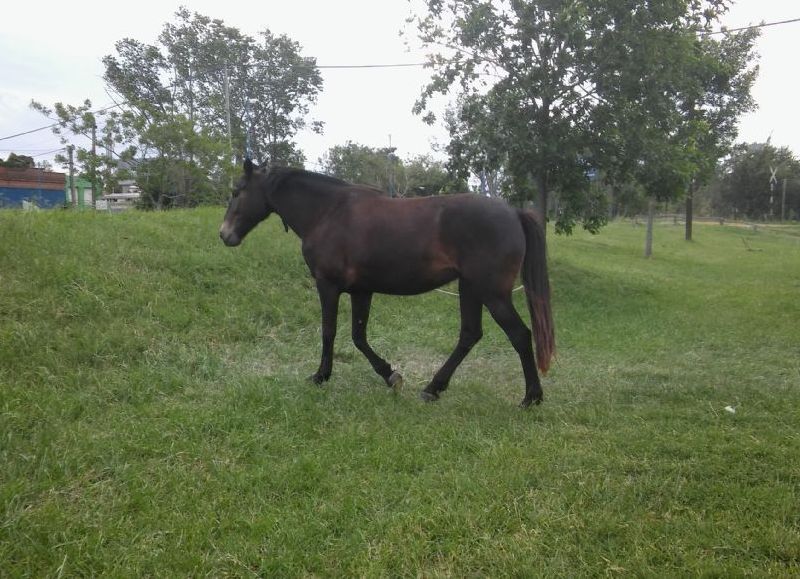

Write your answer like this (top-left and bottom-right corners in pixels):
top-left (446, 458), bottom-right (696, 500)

top-left (1, 0), bottom-right (798, 172)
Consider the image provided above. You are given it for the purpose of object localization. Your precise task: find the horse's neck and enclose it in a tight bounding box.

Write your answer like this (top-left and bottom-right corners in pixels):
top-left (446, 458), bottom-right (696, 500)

top-left (272, 179), bottom-right (345, 238)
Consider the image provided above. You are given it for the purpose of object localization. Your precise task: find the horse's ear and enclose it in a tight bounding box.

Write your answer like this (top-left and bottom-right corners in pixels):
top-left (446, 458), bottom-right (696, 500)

top-left (244, 158), bottom-right (254, 180)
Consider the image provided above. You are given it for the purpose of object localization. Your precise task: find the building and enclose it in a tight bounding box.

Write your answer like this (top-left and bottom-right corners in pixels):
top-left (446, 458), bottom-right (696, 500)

top-left (97, 179), bottom-right (141, 211)
top-left (0, 167), bottom-right (66, 208)
top-left (66, 176), bottom-right (95, 208)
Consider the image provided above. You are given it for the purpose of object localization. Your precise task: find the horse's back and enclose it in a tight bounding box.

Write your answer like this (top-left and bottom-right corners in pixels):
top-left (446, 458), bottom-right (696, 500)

top-left (350, 192), bottom-right (522, 257)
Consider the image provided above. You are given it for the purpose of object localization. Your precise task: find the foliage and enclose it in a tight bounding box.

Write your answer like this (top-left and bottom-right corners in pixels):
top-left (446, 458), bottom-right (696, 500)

top-left (1, 208), bottom-right (798, 575)
top-left (319, 141), bottom-right (398, 191)
top-left (31, 8), bottom-right (322, 206)
top-left (684, 30), bottom-right (760, 187)
top-left (319, 142), bottom-right (467, 196)
top-left (702, 142), bottom-right (800, 220)
top-left (29, 99), bottom-right (135, 195)
top-left (403, 153), bottom-right (468, 195)
top-left (411, 0), bottom-right (758, 234)
top-left (593, 18), bottom-right (758, 239)
top-left (103, 8), bottom-right (322, 168)
top-left (134, 157), bottom-right (218, 209)
top-left (0, 153), bottom-right (35, 168)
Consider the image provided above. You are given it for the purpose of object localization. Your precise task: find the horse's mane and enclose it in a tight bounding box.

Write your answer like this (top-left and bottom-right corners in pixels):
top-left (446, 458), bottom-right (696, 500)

top-left (265, 166), bottom-right (385, 196)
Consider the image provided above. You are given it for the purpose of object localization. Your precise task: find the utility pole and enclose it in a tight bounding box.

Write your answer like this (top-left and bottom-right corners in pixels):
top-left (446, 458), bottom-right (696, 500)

top-left (769, 165), bottom-right (778, 220)
top-left (67, 145), bottom-right (76, 207)
top-left (90, 122), bottom-right (97, 205)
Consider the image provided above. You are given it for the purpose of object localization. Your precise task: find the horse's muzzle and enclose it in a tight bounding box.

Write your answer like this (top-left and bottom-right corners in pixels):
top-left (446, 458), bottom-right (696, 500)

top-left (219, 224), bottom-right (241, 247)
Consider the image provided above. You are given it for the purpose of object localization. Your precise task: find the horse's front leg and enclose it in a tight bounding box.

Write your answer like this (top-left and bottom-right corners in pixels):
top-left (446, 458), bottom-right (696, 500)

top-left (311, 279), bottom-right (340, 385)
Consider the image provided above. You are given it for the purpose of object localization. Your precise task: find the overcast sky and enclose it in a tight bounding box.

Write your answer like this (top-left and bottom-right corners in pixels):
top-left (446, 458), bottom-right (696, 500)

top-left (1, 0), bottom-right (798, 171)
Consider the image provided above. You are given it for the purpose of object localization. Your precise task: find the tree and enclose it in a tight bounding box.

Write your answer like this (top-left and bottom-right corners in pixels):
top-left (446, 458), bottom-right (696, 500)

top-left (0, 153), bottom-right (35, 168)
top-left (403, 154), bottom-right (468, 196)
top-left (29, 99), bottom-right (134, 198)
top-left (319, 142), bottom-right (397, 191)
top-left (411, 0), bottom-right (757, 238)
top-left (709, 143), bottom-right (800, 221)
top-left (104, 8), bottom-right (323, 168)
top-left (633, 23), bottom-right (755, 253)
top-left (32, 8), bottom-right (323, 207)
top-left (414, 0), bottom-right (602, 232)
top-left (319, 142), bottom-right (467, 196)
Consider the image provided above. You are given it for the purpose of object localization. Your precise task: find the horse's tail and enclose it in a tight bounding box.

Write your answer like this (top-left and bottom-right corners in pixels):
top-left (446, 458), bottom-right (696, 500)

top-left (517, 209), bottom-right (555, 374)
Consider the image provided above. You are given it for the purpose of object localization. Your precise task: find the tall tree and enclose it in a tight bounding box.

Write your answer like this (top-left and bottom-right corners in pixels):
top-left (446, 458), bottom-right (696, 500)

top-left (104, 8), bottom-right (323, 168)
top-left (29, 99), bottom-right (134, 197)
top-left (589, 9), bottom-right (758, 249)
top-left (32, 8), bottom-right (323, 208)
top-left (680, 30), bottom-right (759, 240)
top-left (411, 0), bottom-right (757, 237)
top-left (414, 0), bottom-right (601, 232)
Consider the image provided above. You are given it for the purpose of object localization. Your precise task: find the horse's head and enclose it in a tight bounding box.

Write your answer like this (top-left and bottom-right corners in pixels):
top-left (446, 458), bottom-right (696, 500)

top-left (219, 159), bottom-right (275, 246)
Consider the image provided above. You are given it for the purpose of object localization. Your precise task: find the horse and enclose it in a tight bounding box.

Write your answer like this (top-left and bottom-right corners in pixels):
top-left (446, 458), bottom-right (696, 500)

top-left (219, 159), bottom-right (555, 407)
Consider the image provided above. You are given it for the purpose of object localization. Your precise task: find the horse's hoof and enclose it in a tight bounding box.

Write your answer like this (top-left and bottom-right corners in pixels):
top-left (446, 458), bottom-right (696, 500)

top-left (309, 373), bottom-right (326, 386)
top-left (519, 395), bottom-right (543, 409)
top-left (420, 390), bottom-right (439, 402)
top-left (387, 371), bottom-right (403, 389)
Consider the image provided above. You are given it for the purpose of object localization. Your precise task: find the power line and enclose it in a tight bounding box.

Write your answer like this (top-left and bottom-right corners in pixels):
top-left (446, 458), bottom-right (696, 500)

top-left (316, 62), bottom-right (427, 69)
top-left (0, 123), bottom-right (61, 142)
top-left (700, 17), bottom-right (800, 36)
top-left (2, 16), bottom-right (799, 145)
top-left (0, 58), bottom-right (438, 143)
top-left (0, 147), bottom-right (64, 153)
top-left (32, 147), bottom-right (67, 158)
top-left (0, 102), bottom-right (123, 143)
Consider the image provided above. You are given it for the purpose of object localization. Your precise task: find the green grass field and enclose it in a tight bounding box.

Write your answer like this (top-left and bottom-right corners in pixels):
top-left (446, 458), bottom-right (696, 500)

top-left (1, 208), bottom-right (798, 576)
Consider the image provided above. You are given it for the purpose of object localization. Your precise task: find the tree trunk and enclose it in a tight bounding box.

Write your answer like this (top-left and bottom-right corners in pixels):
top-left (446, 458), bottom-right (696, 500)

top-left (534, 173), bottom-right (549, 235)
top-left (685, 180), bottom-right (695, 241)
top-left (645, 197), bottom-right (655, 258)
top-left (609, 186), bottom-right (618, 220)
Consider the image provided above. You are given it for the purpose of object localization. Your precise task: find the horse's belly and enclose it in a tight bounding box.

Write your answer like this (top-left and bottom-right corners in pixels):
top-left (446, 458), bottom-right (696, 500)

top-left (350, 260), bottom-right (458, 295)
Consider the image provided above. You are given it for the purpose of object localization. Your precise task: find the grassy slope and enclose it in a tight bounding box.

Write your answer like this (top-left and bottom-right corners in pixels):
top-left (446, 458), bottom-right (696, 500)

top-left (1, 209), bottom-right (798, 576)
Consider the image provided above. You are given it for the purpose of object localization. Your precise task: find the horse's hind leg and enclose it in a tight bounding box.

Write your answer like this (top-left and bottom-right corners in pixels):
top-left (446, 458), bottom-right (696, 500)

top-left (351, 292), bottom-right (402, 388)
top-left (421, 280), bottom-right (483, 401)
top-left (484, 293), bottom-right (543, 407)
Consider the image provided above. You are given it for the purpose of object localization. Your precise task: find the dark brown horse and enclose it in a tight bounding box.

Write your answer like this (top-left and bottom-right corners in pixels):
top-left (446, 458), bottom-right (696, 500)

top-left (219, 160), bottom-right (554, 407)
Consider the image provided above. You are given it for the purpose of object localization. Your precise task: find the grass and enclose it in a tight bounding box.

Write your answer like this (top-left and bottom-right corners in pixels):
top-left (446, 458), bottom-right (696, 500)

top-left (1, 208), bottom-right (798, 576)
